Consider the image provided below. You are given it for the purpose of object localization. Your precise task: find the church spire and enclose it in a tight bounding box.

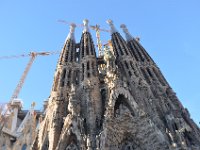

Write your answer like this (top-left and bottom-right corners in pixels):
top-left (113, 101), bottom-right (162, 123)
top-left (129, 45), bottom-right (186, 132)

top-left (120, 24), bottom-right (169, 86)
top-left (120, 24), bottom-right (133, 41)
top-left (120, 24), bottom-right (153, 63)
top-left (83, 19), bottom-right (90, 33)
top-left (79, 19), bottom-right (96, 59)
top-left (106, 20), bottom-right (131, 58)
top-left (58, 24), bottom-right (77, 65)
top-left (66, 23), bottom-right (76, 41)
top-left (106, 19), bottom-right (118, 34)
top-left (52, 24), bottom-right (78, 93)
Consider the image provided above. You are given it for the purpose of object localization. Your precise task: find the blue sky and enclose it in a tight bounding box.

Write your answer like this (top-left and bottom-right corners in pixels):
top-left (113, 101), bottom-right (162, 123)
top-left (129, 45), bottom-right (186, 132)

top-left (0, 0), bottom-right (199, 125)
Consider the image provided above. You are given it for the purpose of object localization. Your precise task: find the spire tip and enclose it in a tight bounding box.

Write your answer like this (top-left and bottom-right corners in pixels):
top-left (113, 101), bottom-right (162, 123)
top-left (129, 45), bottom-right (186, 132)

top-left (106, 19), bottom-right (113, 25)
top-left (120, 24), bottom-right (133, 41)
top-left (120, 24), bottom-right (126, 29)
top-left (70, 23), bottom-right (76, 28)
top-left (66, 23), bottom-right (76, 41)
top-left (106, 19), bottom-right (117, 34)
top-left (83, 19), bottom-right (89, 33)
top-left (83, 19), bottom-right (89, 25)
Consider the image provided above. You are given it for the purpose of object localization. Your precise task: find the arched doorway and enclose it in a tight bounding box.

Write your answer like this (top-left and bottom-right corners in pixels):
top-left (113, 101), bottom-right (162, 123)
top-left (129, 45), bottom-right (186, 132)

top-left (114, 94), bottom-right (135, 117)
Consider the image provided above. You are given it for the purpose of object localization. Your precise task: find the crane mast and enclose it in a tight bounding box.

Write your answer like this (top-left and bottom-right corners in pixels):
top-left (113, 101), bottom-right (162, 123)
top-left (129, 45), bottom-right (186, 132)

top-left (90, 25), bottom-right (103, 57)
top-left (0, 51), bottom-right (59, 129)
top-left (9, 52), bottom-right (51, 102)
top-left (10, 52), bottom-right (36, 101)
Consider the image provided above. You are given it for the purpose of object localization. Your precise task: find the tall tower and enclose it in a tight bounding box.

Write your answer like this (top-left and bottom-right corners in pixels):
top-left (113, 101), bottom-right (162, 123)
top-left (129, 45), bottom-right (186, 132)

top-left (32, 19), bottom-right (200, 150)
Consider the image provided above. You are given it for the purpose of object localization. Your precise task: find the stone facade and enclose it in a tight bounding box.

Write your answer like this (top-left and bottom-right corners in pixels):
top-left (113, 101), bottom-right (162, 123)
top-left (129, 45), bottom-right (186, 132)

top-left (31, 19), bottom-right (200, 150)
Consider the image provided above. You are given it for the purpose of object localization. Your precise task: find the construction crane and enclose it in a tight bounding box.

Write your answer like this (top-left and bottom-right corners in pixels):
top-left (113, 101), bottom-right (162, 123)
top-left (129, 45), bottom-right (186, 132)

top-left (9, 52), bottom-right (53, 101)
top-left (58, 19), bottom-right (110, 57)
top-left (0, 51), bottom-right (60, 127)
top-left (90, 24), bottom-right (110, 57)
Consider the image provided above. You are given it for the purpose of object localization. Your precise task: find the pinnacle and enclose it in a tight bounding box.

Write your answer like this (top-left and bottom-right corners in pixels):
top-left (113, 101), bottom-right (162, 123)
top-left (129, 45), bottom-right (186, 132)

top-left (83, 19), bottom-right (90, 33)
top-left (120, 24), bottom-right (133, 41)
top-left (106, 19), bottom-right (118, 34)
top-left (66, 23), bottom-right (76, 41)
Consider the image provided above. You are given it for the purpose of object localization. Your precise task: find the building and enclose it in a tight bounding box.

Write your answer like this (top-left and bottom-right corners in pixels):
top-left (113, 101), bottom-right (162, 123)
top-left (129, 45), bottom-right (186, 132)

top-left (0, 99), bottom-right (43, 150)
top-left (9, 19), bottom-right (200, 150)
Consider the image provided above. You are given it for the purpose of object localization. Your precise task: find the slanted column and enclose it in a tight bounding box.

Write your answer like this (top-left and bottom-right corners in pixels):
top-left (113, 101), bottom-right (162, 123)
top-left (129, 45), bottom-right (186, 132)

top-left (79, 19), bottom-right (99, 81)
top-left (107, 20), bottom-right (132, 58)
top-left (53, 23), bottom-right (78, 93)
top-left (121, 24), bottom-right (153, 62)
top-left (120, 24), bottom-right (142, 61)
top-left (59, 24), bottom-right (76, 64)
top-left (66, 24), bottom-right (76, 63)
top-left (80, 19), bottom-right (96, 57)
top-left (120, 24), bottom-right (133, 41)
top-left (78, 20), bottom-right (102, 147)
top-left (106, 19), bottom-right (118, 34)
top-left (52, 24), bottom-right (77, 92)
top-left (107, 20), bottom-right (123, 57)
top-left (120, 24), bottom-right (171, 87)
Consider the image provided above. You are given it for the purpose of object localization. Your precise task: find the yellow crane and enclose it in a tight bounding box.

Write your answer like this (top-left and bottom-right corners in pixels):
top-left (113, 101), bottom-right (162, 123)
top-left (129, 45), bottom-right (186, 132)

top-left (90, 24), bottom-right (110, 57)
top-left (0, 51), bottom-right (60, 128)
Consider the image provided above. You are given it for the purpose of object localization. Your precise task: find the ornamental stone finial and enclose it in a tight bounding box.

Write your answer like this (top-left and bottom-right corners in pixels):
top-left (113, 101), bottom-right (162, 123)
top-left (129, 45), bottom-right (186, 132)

top-left (83, 19), bottom-right (90, 33)
top-left (66, 23), bottom-right (76, 41)
top-left (106, 19), bottom-right (117, 34)
top-left (120, 24), bottom-right (133, 41)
